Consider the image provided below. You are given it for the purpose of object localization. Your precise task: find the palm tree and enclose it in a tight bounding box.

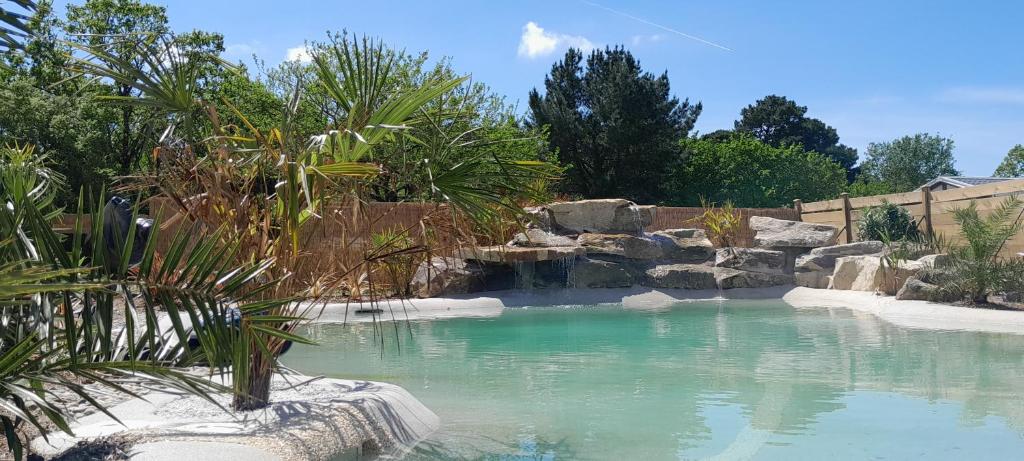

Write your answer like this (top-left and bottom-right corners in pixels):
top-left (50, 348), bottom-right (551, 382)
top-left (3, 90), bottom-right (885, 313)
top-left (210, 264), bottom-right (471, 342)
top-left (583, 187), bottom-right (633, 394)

top-left (0, 144), bottom-right (291, 459)
top-left (68, 33), bottom-right (558, 410)
top-left (0, 0), bottom-right (35, 56)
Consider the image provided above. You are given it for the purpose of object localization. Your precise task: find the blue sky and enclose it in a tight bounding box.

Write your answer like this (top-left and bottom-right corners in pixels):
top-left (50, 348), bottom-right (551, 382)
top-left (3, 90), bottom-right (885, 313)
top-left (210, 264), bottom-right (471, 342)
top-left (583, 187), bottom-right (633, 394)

top-left (63, 0), bottom-right (1024, 175)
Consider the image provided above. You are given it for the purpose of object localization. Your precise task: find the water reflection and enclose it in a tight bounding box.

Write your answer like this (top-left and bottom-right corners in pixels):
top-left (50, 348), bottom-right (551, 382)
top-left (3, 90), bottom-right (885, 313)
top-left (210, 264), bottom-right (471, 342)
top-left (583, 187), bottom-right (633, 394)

top-left (293, 300), bottom-right (1024, 460)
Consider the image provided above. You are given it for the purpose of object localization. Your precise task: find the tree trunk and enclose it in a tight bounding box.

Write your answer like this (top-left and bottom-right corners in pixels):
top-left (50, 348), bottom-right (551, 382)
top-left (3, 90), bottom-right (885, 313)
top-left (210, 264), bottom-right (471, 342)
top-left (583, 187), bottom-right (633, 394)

top-left (232, 347), bottom-right (274, 411)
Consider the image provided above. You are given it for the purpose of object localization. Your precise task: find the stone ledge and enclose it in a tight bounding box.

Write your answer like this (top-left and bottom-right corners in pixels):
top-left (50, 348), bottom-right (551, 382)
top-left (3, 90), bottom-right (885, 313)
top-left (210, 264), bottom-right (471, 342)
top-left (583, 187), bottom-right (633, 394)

top-left (31, 377), bottom-right (439, 461)
top-left (783, 287), bottom-right (1024, 335)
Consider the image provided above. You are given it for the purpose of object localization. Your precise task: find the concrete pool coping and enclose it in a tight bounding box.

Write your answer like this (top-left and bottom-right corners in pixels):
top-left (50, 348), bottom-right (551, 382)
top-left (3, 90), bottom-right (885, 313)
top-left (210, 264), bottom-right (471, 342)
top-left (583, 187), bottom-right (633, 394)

top-left (319, 286), bottom-right (1024, 335)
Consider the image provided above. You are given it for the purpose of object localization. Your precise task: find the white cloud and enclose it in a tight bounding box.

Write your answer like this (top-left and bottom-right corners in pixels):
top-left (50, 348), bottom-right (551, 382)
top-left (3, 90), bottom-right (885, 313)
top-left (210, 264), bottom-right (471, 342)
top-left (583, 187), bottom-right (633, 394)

top-left (285, 45), bottom-right (313, 63)
top-left (517, 22), bottom-right (594, 59)
top-left (937, 86), bottom-right (1024, 105)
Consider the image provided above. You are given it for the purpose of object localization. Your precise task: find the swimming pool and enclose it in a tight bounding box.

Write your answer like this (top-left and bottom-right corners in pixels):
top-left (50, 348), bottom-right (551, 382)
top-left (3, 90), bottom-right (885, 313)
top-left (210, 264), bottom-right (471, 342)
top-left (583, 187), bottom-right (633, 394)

top-left (284, 300), bottom-right (1024, 460)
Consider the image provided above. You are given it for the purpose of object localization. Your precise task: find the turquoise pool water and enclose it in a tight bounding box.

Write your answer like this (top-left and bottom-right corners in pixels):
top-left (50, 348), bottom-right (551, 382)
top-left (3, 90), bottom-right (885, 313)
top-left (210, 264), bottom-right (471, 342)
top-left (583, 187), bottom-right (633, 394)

top-left (284, 300), bottom-right (1024, 460)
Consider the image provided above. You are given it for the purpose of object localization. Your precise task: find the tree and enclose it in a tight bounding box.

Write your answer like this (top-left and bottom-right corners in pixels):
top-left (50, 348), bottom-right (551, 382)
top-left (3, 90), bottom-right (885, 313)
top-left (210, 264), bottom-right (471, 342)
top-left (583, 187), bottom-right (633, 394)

top-left (667, 133), bottom-right (847, 207)
top-left (529, 46), bottom-right (701, 204)
top-left (734, 95), bottom-right (858, 173)
top-left (860, 133), bottom-right (960, 192)
top-left (0, 0), bottom-right (229, 206)
top-left (994, 144), bottom-right (1024, 177)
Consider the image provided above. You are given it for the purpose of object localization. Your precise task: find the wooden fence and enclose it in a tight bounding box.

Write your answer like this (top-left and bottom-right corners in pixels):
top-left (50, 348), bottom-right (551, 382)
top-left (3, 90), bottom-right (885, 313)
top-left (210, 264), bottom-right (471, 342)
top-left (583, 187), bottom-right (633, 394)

top-left (144, 201), bottom-right (798, 251)
top-left (799, 179), bottom-right (1024, 257)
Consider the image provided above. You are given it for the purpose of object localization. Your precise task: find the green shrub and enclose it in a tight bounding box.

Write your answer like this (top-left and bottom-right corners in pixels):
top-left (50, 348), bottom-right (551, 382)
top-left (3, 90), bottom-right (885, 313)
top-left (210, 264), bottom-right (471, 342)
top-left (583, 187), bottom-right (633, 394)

top-left (857, 201), bottom-right (919, 242)
top-left (668, 133), bottom-right (847, 207)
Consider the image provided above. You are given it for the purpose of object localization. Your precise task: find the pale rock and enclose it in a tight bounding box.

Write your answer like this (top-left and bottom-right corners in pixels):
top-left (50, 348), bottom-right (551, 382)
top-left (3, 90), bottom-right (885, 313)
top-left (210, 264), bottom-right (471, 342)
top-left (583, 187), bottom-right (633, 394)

top-left (545, 199), bottom-right (655, 234)
top-left (830, 255), bottom-right (925, 294)
top-left (750, 216), bottom-right (837, 249)
top-left (572, 257), bottom-right (633, 288)
top-left (410, 257), bottom-right (501, 297)
top-left (650, 229), bottom-right (714, 263)
top-left (795, 241), bottom-right (884, 289)
top-left (509, 228), bottom-right (578, 248)
top-left (714, 267), bottom-right (794, 289)
top-left (577, 233), bottom-right (662, 260)
top-left (795, 270), bottom-right (831, 289)
top-left (795, 241), bottom-right (885, 272)
top-left (642, 264), bottom-right (716, 289)
top-left (895, 276), bottom-right (940, 301)
top-left (714, 248), bottom-right (786, 274)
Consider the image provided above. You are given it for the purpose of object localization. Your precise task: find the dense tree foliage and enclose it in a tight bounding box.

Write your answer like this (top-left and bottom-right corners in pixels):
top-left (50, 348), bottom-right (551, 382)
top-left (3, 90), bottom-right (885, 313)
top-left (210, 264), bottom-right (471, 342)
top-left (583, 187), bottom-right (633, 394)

top-left (666, 133), bottom-right (847, 207)
top-left (845, 177), bottom-right (894, 197)
top-left (860, 133), bottom-right (959, 192)
top-left (2, 3), bottom-right (549, 208)
top-left (994, 144), bottom-right (1024, 177)
top-left (733, 95), bottom-right (858, 174)
top-left (0, 0), bottom-right (234, 205)
top-left (528, 47), bottom-right (701, 204)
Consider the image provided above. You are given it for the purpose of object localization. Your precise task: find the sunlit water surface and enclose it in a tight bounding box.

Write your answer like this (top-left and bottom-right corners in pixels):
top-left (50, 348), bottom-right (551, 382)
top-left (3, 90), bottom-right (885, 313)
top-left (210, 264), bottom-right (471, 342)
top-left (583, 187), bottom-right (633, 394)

top-left (284, 300), bottom-right (1024, 460)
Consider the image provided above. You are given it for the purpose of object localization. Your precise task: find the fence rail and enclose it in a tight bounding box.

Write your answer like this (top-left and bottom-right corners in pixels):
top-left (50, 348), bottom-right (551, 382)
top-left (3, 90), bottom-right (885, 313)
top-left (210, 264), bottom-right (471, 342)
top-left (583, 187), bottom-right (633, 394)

top-left (800, 179), bottom-right (1024, 257)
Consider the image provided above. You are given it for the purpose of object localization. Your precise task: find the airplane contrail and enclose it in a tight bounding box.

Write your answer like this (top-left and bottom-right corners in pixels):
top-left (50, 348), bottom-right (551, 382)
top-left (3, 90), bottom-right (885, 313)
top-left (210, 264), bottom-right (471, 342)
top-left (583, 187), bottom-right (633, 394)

top-left (579, 0), bottom-right (733, 52)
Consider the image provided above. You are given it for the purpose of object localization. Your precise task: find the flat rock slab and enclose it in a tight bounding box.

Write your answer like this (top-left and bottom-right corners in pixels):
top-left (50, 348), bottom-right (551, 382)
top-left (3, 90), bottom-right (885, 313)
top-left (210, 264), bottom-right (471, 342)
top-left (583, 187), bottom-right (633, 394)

top-left (578, 233), bottom-right (663, 260)
top-left (456, 245), bottom-right (585, 263)
top-left (795, 241), bottom-right (884, 272)
top-left (715, 267), bottom-right (794, 289)
top-left (643, 264), bottom-right (716, 289)
top-left (32, 377), bottom-right (439, 461)
top-left (649, 229), bottom-right (714, 263)
top-left (750, 216), bottom-right (837, 248)
top-left (509, 229), bottom-right (578, 248)
top-left (715, 248), bottom-right (786, 275)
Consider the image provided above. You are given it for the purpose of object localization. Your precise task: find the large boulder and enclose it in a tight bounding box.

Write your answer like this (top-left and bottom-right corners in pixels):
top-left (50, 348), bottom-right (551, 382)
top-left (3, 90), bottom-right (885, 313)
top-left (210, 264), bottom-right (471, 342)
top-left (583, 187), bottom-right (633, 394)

top-left (895, 276), bottom-right (941, 301)
top-left (572, 257), bottom-right (634, 288)
top-left (714, 248), bottom-right (786, 274)
top-left (795, 270), bottom-right (831, 289)
top-left (577, 233), bottom-right (663, 260)
top-left (795, 241), bottom-right (885, 272)
top-left (545, 199), bottom-right (655, 235)
top-left (409, 257), bottom-right (505, 298)
top-left (829, 256), bottom-right (883, 291)
top-left (714, 267), bottom-right (794, 289)
top-left (642, 264), bottom-right (717, 289)
top-left (794, 241), bottom-right (884, 289)
top-left (750, 217), bottom-right (837, 249)
top-left (649, 229), bottom-right (715, 263)
top-left (830, 255), bottom-right (924, 294)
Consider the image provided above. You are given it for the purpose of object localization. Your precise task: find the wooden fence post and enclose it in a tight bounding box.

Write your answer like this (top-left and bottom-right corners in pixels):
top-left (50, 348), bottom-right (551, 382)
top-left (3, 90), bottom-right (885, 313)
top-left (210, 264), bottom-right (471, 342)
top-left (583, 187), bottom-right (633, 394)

top-left (841, 193), bottom-right (853, 243)
top-left (920, 186), bottom-right (933, 238)
top-left (793, 199), bottom-right (803, 221)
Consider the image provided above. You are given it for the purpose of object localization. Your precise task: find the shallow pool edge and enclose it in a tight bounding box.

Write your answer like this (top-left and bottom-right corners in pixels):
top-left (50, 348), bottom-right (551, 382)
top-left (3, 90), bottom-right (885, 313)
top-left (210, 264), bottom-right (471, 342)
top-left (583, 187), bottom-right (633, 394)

top-left (316, 286), bottom-right (1024, 335)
